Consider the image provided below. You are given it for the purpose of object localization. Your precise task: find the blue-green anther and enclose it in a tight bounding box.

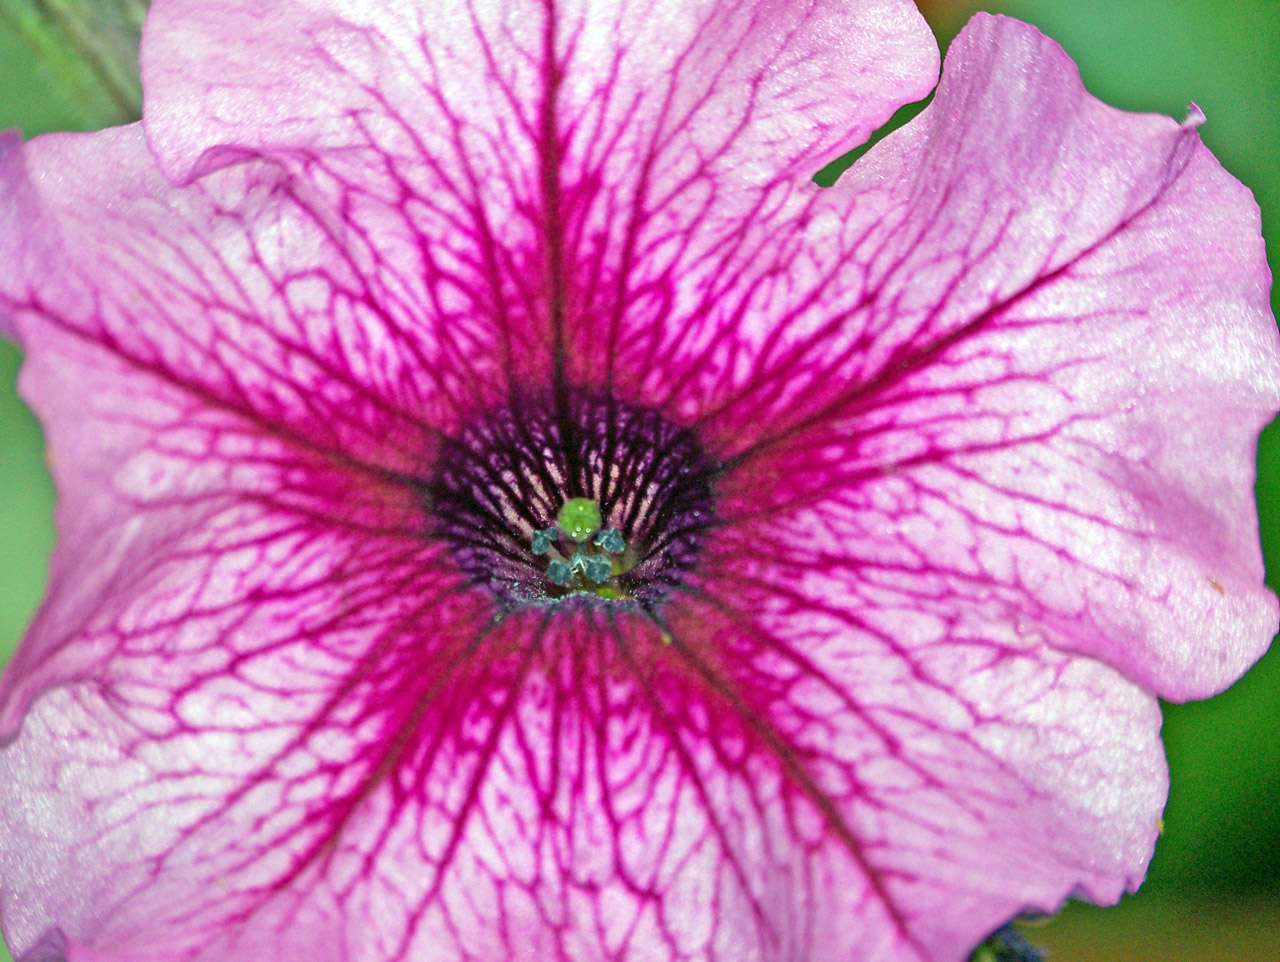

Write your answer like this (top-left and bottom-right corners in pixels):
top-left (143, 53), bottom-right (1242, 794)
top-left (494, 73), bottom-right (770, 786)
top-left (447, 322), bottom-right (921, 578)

top-left (593, 528), bottom-right (626, 554)
top-left (556, 497), bottom-right (602, 543)
top-left (547, 559), bottom-right (573, 586)
top-left (531, 526), bottom-right (559, 556)
top-left (582, 555), bottom-right (613, 584)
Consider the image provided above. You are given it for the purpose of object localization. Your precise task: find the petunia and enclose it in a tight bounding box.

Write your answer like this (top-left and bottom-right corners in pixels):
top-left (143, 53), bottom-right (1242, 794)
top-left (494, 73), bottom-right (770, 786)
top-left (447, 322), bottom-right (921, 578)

top-left (0, 1), bottom-right (1277, 960)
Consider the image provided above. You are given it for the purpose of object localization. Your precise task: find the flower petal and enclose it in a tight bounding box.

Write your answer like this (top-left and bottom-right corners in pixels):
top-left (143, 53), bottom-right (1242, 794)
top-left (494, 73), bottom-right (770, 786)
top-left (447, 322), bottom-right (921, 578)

top-left (141, 0), bottom-right (938, 397)
top-left (0, 123), bottom-right (493, 466)
top-left (670, 524), bottom-right (1168, 958)
top-left (0, 323), bottom-right (497, 958)
top-left (691, 14), bottom-right (1280, 698)
top-left (143, 0), bottom-right (936, 185)
top-left (0, 528), bottom-right (1161, 962)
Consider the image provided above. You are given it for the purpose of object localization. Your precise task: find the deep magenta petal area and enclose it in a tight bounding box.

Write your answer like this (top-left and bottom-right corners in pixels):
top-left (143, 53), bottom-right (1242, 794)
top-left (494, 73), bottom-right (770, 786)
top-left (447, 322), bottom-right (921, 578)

top-left (0, 3), bottom-right (1277, 962)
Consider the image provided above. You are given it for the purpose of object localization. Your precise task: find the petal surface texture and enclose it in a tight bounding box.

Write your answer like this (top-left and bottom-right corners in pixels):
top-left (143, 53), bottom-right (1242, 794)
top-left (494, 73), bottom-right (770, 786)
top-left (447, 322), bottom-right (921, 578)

top-left (0, 6), bottom-right (1277, 962)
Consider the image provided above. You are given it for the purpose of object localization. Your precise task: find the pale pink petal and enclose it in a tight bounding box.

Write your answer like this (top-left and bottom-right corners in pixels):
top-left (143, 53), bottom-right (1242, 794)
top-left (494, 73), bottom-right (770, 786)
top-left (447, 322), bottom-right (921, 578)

top-left (1, 535), bottom-right (1163, 962)
top-left (0, 130), bottom-right (45, 342)
top-left (142, 0), bottom-right (936, 185)
top-left (0, 123), bottom-right (483, 739)
top-left (684, 15), bottom-right (1280, 699)
top-left (0, 317), bottom-right (494, 959)
top-left (141, 0), bottom-right (938, 397)
top-left (669, 473), bottom-right (1169, 957)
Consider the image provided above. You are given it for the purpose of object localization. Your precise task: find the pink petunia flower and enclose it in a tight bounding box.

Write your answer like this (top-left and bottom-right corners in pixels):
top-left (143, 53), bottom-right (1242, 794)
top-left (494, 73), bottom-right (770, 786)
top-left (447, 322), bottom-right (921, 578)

top-left (1, 1), bottom-right (1277, 961)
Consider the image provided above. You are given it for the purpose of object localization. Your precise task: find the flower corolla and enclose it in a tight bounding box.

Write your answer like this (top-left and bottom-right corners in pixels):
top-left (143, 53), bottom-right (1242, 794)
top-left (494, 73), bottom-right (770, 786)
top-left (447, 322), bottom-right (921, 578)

top-left (0, 1), bottom-right (1277, 961)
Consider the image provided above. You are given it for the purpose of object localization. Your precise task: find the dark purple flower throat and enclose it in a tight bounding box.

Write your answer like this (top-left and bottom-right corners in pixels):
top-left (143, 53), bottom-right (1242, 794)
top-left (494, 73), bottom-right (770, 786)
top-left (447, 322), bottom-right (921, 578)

top-left (426, 390), bottom-right (719, 608)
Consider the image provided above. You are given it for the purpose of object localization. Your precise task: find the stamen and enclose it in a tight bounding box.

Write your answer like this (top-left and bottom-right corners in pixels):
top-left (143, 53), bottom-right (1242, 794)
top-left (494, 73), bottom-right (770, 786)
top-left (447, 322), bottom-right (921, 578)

top-left (531, 527), bottom-right (559, 556)
top-left (593, 528), bottom-right (626, 554)
top-left (536, 506), bottom-right (624, 592)
top-left (547, 559), bottom-right (573, 586)
top-left (580, 554), bottom-right (613, 584)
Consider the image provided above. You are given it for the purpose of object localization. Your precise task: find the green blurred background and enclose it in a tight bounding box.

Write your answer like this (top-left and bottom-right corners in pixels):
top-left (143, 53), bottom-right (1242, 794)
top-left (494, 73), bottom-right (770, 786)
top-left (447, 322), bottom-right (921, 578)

top-left (0, 1), bottom-right (1277, 959)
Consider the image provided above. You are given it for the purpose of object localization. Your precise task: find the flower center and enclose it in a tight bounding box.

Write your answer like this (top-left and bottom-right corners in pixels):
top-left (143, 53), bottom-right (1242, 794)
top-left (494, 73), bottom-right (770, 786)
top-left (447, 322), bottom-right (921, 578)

top-left (427, 392), bottom-right (718, 607)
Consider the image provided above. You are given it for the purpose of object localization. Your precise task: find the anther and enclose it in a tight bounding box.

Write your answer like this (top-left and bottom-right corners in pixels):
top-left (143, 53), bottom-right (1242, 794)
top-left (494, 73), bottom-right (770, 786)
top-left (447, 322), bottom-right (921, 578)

top-left (531, 527), bottom-right (559, 556)
top-left (593, 528), bottom-right (626, 554)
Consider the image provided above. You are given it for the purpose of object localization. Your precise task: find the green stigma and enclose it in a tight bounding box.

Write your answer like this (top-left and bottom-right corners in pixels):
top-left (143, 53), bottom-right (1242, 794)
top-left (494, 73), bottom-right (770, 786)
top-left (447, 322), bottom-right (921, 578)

top-left (556, 497), bottom-right (602, 543)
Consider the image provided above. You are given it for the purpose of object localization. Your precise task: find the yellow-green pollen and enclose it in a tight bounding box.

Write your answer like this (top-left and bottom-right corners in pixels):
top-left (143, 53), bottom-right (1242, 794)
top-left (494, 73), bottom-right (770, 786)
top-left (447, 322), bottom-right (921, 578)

top-left (532, 498), bottom-right (630, 593)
